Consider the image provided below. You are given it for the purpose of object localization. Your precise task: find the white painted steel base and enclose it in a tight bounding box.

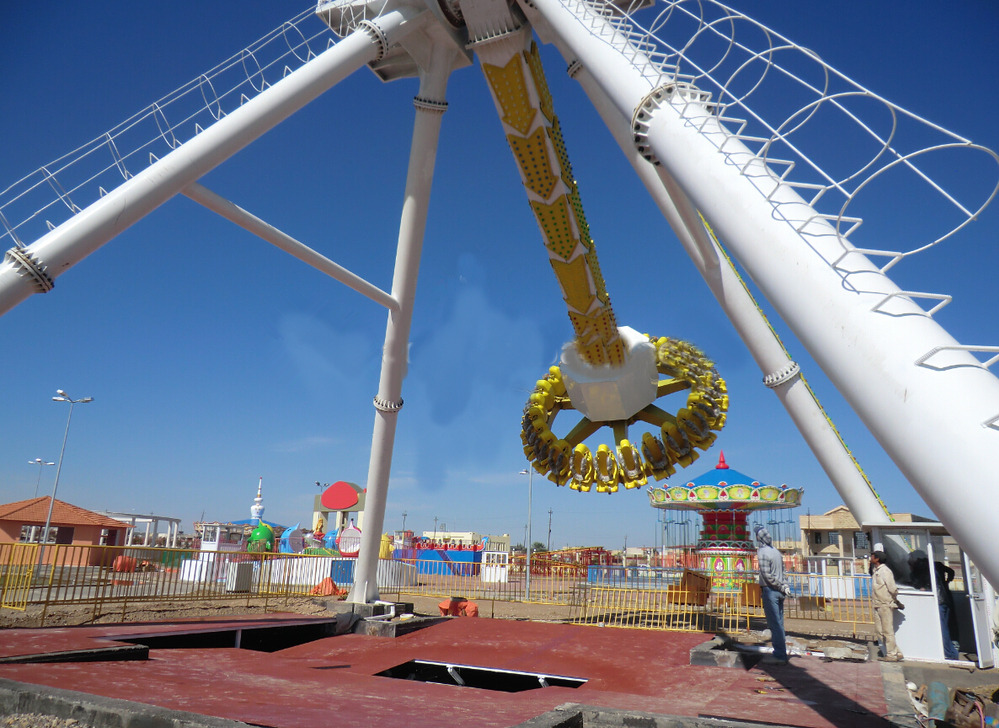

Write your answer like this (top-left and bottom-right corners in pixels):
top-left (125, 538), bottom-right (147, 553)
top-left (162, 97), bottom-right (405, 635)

top-left (348, 42), bottom-right (457, 604)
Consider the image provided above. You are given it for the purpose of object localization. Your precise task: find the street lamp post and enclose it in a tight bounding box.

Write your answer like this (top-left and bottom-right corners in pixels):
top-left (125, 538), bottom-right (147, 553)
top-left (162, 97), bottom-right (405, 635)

top-left (520, 468), bottom-right (533, 600)
top-left (28, 458), bottom-right (55, 498)
top-left (38, 390), bottom-right (93, 569)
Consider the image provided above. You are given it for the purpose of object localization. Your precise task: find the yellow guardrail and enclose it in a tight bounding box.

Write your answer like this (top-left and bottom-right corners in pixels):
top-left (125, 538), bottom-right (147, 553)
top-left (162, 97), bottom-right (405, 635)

top-left (572, 568), bottom-right (874, 637)
top-left (1, 545), bottom-right (874, 635)
top-left (0, 543), bottom-right (39, 611)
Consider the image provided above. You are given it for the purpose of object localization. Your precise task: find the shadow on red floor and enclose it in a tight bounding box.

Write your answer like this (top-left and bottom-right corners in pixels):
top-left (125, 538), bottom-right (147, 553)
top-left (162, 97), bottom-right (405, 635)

top-left (0, 614), bottom-right (891, 727)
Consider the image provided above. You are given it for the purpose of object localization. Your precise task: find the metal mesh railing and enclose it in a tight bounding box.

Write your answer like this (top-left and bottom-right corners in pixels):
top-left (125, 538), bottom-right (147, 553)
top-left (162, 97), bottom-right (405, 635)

top-left (0, 8), bottom-right (337, 254)
top-left (1, 545), bottom-right (874, 635)
top-left (0, 543), bottom-right (343, 624)
top-left (546, 0), bottom-right (999, 272)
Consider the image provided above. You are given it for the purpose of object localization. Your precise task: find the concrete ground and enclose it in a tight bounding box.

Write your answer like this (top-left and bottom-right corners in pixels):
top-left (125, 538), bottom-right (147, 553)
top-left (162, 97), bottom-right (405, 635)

top-left (0, 598), bottom-right (994, 727)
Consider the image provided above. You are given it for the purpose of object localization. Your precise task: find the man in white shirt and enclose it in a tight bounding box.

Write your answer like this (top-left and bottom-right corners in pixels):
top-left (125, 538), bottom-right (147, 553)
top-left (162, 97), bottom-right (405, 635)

top-left (871, 550), bottom-right (904, 661)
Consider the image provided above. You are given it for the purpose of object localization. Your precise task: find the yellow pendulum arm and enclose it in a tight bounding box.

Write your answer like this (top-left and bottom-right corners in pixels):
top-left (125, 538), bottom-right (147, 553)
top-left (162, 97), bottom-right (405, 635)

top-left (477, 33), bottom-right (727, 493)
top-left (481, 41), bottom-right (623, 367)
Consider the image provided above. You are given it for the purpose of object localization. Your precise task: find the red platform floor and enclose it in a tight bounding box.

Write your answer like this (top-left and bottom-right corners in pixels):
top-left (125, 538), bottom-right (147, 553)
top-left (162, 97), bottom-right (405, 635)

top-left (0, 614), bottom-right (891, 727)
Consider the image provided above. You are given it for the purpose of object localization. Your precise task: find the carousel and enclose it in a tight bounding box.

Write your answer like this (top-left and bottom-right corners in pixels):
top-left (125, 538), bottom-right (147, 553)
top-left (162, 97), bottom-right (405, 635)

top-left (648, 452), bottom-right (803, 587)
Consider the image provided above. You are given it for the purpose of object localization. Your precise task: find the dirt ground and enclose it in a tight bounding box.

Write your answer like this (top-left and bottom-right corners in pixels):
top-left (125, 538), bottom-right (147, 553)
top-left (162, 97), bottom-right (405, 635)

top-left (0, 597), bottom-right (332, 630)
top-left (0, 594), bottom-right (575, 630)
top-left (0, 594), bottom-right (876, 664)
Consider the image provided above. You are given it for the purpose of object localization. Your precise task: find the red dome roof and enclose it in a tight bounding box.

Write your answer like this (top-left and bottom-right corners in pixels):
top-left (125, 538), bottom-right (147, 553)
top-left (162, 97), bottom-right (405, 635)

top-left (321, 481), bottom-right (362, 510)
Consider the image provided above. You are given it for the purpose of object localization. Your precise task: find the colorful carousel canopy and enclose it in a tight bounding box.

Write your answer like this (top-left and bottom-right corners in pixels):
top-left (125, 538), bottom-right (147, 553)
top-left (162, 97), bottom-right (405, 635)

top-left (647, 451), bottom-right (803, 512)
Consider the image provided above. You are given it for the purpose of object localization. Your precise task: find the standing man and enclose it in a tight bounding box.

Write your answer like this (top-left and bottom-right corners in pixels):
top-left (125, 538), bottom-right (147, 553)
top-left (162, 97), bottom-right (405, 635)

top-left (871, 550), bottom-right (904, 661)
top-left (934, 561), bottom-right (960, 660)
top-left (754, 525), bottom-right (792, 665)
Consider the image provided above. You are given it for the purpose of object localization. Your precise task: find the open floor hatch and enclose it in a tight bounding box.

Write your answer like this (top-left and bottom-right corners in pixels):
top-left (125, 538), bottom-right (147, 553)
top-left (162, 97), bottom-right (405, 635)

top-left (375, 659), bottom-right (587, 692)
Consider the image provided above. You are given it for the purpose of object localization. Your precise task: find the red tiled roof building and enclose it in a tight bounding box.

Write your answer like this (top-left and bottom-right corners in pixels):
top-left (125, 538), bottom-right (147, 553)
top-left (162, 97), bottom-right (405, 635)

top-left (0, 497), bottom-right (129, 565)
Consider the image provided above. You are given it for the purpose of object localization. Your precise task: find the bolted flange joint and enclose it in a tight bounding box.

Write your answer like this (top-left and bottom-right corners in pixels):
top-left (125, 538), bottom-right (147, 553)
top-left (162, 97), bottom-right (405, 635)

top-left (763, 362), bottom-right (801, 389)
top-left (373, 396), bottom-right (404, 412)
top-left (4, 247), bottom-right (54, 293)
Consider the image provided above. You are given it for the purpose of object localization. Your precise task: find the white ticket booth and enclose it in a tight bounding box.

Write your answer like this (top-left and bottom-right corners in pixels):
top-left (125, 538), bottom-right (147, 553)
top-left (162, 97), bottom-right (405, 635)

top-left (481, 551), bottom-right (509, 583)
top-left (866, 521), bottom-right (995, 668)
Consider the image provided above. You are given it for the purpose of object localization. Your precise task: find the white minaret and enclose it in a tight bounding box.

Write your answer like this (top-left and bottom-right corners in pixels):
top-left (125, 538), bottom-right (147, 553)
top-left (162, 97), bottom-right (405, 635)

top-left (250, 477), bottom-right (264, 525)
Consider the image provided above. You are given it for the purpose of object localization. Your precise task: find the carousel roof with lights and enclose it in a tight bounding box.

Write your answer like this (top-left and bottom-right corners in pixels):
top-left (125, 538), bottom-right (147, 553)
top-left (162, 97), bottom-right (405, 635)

top-left (648, 451), bottom-right (803, 511)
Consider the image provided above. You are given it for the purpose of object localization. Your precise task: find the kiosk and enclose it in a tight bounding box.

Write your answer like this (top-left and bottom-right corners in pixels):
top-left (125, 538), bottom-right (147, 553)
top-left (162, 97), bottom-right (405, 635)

top-left (866, 521), bottom-right (996, 667)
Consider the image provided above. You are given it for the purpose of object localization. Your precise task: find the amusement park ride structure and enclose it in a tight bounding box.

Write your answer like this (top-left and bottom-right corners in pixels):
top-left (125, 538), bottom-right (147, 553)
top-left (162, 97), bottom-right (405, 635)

top-left (1, 0), bottom-right (997, 607)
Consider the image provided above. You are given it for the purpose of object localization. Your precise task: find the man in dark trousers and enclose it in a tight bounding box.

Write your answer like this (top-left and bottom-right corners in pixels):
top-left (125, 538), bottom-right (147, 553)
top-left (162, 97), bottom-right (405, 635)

top-left (755, 525), bottom-right (792, 665)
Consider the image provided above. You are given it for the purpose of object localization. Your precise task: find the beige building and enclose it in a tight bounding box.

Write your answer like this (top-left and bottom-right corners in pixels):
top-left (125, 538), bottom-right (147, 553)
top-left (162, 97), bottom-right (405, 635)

top-left (799, 506), bottom-right (957, 573)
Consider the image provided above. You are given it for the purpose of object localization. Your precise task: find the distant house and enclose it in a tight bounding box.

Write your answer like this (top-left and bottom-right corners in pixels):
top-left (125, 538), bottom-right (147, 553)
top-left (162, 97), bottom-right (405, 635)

top-left (799, 505), bottom-right (958, 572)
top-left (0, 497), bottom-right (129, 565)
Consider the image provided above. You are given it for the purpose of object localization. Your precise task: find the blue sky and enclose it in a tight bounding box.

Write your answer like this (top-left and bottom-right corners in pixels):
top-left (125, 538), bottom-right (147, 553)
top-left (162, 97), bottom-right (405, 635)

top-left (1, 1), bottom-right (996, 550)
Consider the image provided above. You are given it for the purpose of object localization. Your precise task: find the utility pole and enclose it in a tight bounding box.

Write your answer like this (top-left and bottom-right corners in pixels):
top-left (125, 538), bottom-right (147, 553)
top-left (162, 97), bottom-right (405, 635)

top-left (433, 516), bottom-right (438, 539)
top-left (547, 508), bottom-right (553, 552)
top-left (402, 511), bottom-right (408, 532)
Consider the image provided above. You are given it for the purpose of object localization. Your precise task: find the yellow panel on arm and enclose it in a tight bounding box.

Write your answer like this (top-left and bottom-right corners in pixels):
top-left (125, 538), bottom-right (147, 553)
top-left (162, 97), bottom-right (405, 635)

top-left (550, 118), bottom-right (575, 190)
top-left (568, 311), bottom-right (625, 366)
top-left (578, 339), bottom-right (607, 364)
top-left (480, 42), bottom-right (620, 368)
top-left (509, 129), bottom-right (558, 201)
top-left (592, 307), bottom-right (619, 344)
top-left (525, 43), bottom-right (554, 124)
top-left (482, 56), bottom-right (536, 136)
top-left (606, 339), bottom-right (626, 366)
top-left (585, 248), bottom-right (611, 305)
top-left (530, 196), bottom-right (578, 260)
top-left (551, 255), bottom-right (596, 312)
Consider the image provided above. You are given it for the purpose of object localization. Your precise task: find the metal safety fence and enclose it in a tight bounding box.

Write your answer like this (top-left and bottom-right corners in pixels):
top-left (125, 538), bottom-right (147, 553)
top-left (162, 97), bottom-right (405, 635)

top-left (0, 543), bottom-right (343, 625)
top-left (382, 554), bottom-right (588, 606)
top-left (0, 543), bottom-right (39, 611)
top-left (571, 567), bottom-right (875, 637)
top-left (0, 545), bottom-right (874, 635)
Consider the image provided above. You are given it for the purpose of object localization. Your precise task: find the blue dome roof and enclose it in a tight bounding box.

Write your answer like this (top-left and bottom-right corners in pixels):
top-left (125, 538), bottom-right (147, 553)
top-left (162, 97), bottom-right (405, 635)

top-left (685, 466), bottom-right (763, 488)
top-left (683, 452), bottom-right (774, 488)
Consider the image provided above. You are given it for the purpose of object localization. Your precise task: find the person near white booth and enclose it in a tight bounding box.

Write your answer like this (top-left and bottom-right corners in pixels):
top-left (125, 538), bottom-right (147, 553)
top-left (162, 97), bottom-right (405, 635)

top-left (871, 550), bottom-right (904, 661)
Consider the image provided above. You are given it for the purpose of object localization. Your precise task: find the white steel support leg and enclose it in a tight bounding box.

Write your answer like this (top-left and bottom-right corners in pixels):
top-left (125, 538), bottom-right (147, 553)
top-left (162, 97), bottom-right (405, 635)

top-left (348, 43), bottom-right (454, 605)
top-left (0, 8), bottom-right (425, 317)
top-left (526, 0), bottom-right (999, 587)
top-left (571, 64), bottom-right (891, 526)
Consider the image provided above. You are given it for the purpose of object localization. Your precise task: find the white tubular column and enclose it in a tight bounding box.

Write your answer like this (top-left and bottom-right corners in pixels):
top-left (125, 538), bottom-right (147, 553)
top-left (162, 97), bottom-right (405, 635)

top-left (527, 0), bottom-right (999, 586)
top-left (570, 63), bottom-right (890, 526)
top-left (348, 41), bottom-right (455, 605)
top-left (0, 7), bottom-right (425, 317)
